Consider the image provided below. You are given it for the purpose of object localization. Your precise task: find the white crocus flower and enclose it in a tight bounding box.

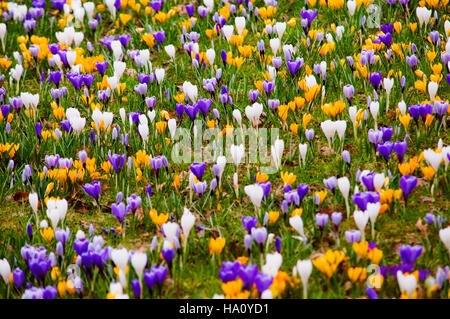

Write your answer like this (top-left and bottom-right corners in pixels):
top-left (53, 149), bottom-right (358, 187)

top-left (296, 259), bottom-right (313, 298)
top-left (181, 207), bottom-right (196, 247)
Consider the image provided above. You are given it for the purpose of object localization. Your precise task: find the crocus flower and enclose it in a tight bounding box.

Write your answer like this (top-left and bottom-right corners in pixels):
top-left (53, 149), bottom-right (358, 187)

top-left (108, 153), bottom-right (126, 173)
top-left (352, 192), bottom-right (380, 211)
top-left (83, 181), bottom-right (101, 202)
top-left (343, 84), bottom-right (354, 104)
top-left (331, 212), bottom-right (343, 227)
top-left (190, 162), bottom-right (206, 180)
top-left (393, 140), bottom-right (408, 163)
top-left (254, 272), bottom-right (273, 296)
top-left (13, 268), bottom-right (25, 289)
top-left (345, 230), bottom-right (361, 243)
top-left (126, 194), bottom-right (142, 214)
top-left (377, 141), bottom-right (394, 161)
top-left (193, 181), bottom-right (207, 195)
top-left (399, 175), bottom-right (417, 205)
top-left (131, 279), bottom-right (141, 298)
top-left (323, 176), bottom-right (337, 194)
top-left (251, 227), bottom-right (267, 250)
top-left (315, 213), bottom-right (329, 230)
top-left (112, 202), bottom-right (128, 224)
top-left (242, 216), bottom-right (258, 233)
top-left (400, 245), bottom-right (423, 272)
top-left (369, 71), bottom-right (382, 90)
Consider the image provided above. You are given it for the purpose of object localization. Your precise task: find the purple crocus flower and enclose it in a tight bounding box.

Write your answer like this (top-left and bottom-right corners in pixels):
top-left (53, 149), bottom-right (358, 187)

top-left (315, 213), bottom-right (329, 230)
top-left (51, 0), bottom-right (66, 10)
top-left (433, 101), bottom-right (449, 120)
top-left (144, 270), bottom-right (157, 292)
top-left (96, 61), bottom-right (108, 76)
top-left (13, 268), bottom-right (25, 289)
top-left (118, 34), bottom-right (131, 47)
top-left (10, 97), bottom-right (23, 113)
top-left (48, 71), bottom-right (62, 87)
top-left (361, 172), bottom-right (376, 191)
top-left (1, 104), bottom-right (10, 118)
top-left (251, 227), bottom-right (267, 250)
top-left (82, 74), bottom-right (95, 88)
top-left (145, 96), bottom-right (156, 110)
top-left (369, 71), bottom-right (382, 90)
top-left (268, 99), bottom-right (280, 110)
top-left (249, 89), bottom-right (259, 103)
top-left (149, 0), bottom-right (162, 12)
top-left (399, 245), bottom-right (422, 272)
top-left (28, 255), bottom-right (51, 282)
top-left (48, 43), bottom-right (60, 55)
top-left (35, 122), bottom-right (42, 140)
top-left (54, 227), bottom-right (70, 247)
top-left (254, 272), bottom-right (273, 295)
top-left (184, 103), bottom-right (199, 121)
top-left (135, 83), bottom-right (148, 96)
top-left (197, 98), bottom-right (212, 116)
top-left (368, 129), bottom-right (383, 146)
top-left (343, 84), bottom-right (354, 104)
top-left (161, 246), bottom-right (175, 266)
top-left (393, 140), bottom-right (407, 163)
top-left (262, 80), bottom-right (274, 97)
top-left (138, 73), bottom-right (150, 84)
top-left (89, 19), bottom-right (98, 30)
top-left (258, 182), bottom-right (271, 199)
top-left (22, 164), bottom-right (33, 185)
top-left (242, 216), bottom-right (258, 233)
top-left (377, 141), bottom-right (394, 161)
top-left (323, 176), bottom-right (337, 194)
top-left (153, 30), bottom-right (165, 44)
top-left (429, 31), bottom-right (439, 45)
top-left (244, 234), bottom-right (253, 251)
top-left (379, 32), bottom-right (392, 47)
top-left (193, 181), bottom-right (207, 195)
top-left (345, 230), bottom-right (361, 243)
top-left (380, 23), bottom-right (393, 34)
top-left (287, 58), bottom-right (303, 76)
top-left (66, 72), bottom-right (83, 90)
top-left (131, 279), bottom-right (141, 298)
top-left (366, 287), bottom-right (378, 299)
top-left (305, 128), bottom-right (314, 141)
top-left (342, 150), bottom-right (351, 165)
top-left (236, 264), bottom-right (258, 291)
top-left (379, 126), bottom-right (393, 142)
top-left (190, 162), bottom-right (206, 180)
top-left (297, 183), bottom-right (309, 203)
top-left (27, 222), bottom-right (33, 240)
top-left (399, 175), bottom-right (417, 204)
top-left (150, 155), bottom-right (167, 175)
top-left (219, 262), bottom-right (239, 283)
top-left (300, 8), bottom-right (318, 28)
top-left (108, 153), bottom-right (126, 173)
top-left (272, 56), bottom-right (283, 69)
top-left (352, 192), bottom-right (380, 211)
top-left (111, 202), bottom-right (127, 224)
top-left (220, 49), bottom-right (227, 64)
top-left (83, 180), bottom-right (101, 202)
top-left (127, 194), bottom-right (142, 214)
top-left (185, 4), bottom-right (194, 16)
top-left (331, 212), bottom-right (343, 227)
top-left (24, 19), bottom-right (37, 33)
top-left (152, 266), bottom-right (167, 288)
top-left (406, 55), bottom-right (418, 70)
